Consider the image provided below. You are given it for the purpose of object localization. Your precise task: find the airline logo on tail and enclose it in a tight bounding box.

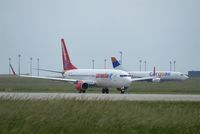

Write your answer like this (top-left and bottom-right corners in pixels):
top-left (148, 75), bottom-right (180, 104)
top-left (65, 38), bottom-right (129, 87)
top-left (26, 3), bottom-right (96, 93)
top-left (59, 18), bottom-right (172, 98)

top-left (61, 39), bottom-right (77, 71)
top-left (111, 57), bottom-right (120, 68)
top-left (111, 57), bottom-right (125, 70)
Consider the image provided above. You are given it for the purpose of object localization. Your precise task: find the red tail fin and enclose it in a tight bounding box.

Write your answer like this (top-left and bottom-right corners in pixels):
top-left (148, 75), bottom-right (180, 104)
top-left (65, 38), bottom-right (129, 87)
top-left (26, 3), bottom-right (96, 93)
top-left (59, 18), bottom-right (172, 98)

top-left (153, 66), bottom-right (156, 77)
top-left (61, 39), bottom-right (77, 71)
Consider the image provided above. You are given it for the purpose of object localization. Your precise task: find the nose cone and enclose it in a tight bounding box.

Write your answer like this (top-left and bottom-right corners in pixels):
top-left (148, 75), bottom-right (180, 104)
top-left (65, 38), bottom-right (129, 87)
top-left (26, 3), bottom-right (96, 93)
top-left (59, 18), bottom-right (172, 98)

top-left (124, 77), bottom-right (132, 86)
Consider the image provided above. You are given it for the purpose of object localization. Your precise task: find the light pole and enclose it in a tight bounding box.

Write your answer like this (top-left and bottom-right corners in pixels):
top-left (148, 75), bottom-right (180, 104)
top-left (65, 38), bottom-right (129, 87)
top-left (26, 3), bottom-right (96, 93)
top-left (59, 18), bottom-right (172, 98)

top-left (119, 51), bottom-right (123, 65)
top-left (169, 61), bottom-right (172, 71)
top-left (104, 59), bottom-right (107, 69)
top-left (37, 58), bottom-right (40, 76)
top-left (139, 60), bottom-right (142, 71)
top-left (9, 57), bottom-right (11, 75)
top-left (18, 54), bottom-right (21, 75)
top-left (30, 57), bottom-right (33, 75)
top-left (92, 59), bottom-right (94, 69)
top-left (144, 60), bottom-right (147, 72)
top-left (173, 61), bottom-right (176, 72)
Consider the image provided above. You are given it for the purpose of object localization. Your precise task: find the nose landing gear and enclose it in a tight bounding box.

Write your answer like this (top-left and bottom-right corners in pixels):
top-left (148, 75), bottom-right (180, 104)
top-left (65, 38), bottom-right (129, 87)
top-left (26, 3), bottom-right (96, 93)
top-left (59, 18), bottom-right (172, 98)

top-left (120, 89), bottom-right (125, 94)
top-left (117, 87), bottom-right (128, 94)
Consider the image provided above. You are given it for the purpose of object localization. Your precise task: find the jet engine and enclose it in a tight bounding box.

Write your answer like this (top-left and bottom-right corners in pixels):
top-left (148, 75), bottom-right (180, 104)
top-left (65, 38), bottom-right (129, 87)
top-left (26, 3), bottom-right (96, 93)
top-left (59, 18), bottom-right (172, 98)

top-left (75, 81), bottom-right (89, 92)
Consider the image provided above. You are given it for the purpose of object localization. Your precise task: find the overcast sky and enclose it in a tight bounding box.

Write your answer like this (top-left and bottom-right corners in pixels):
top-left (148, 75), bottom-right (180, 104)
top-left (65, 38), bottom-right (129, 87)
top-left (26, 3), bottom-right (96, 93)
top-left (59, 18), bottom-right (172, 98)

top-left (0, 0), bottom-right (199, 75)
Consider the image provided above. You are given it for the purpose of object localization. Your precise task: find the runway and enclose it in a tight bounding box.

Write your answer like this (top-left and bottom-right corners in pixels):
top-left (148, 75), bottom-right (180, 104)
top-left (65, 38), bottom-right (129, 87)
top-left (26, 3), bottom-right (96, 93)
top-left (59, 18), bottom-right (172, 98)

top-left (0, 92), bottom-right (200, 101)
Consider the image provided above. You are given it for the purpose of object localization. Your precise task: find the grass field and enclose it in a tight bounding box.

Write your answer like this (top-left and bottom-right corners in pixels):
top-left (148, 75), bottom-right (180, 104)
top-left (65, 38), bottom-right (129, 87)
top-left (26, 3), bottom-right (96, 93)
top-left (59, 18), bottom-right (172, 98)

top-left (0, 99), bottom-right (200, 134)
top-left (0, 76), bottom-right (200, 94)
top-left (0, 76), bottom-right (200, 134)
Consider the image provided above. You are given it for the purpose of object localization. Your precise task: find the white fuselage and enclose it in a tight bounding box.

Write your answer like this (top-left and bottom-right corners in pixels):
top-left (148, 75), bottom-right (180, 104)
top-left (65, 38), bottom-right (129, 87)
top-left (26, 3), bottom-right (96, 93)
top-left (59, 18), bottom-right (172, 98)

top-left (129, 71), bottom-right (188, 81)
top-left (64, 69), bottom-right (132, 88)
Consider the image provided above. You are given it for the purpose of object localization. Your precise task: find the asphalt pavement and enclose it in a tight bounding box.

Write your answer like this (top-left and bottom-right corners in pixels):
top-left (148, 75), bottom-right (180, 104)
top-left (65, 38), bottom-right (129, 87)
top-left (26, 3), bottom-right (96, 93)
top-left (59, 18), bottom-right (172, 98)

top-left (0, 92), bottom-right (200, 101)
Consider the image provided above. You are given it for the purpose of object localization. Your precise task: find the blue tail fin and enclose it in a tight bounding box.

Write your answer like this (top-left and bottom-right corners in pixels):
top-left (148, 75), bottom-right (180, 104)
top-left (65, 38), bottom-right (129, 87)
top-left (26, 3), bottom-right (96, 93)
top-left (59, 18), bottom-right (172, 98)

top-left (111, 57), bottom-right (120, 68)
top-left (111, 57), bottom-right (125, 70)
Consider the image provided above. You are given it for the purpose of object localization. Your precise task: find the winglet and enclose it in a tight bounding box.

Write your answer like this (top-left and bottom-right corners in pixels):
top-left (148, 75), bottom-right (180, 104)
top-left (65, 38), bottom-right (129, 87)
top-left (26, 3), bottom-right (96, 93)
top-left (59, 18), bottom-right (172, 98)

top-left (61, 38), bottom-right (77, 71)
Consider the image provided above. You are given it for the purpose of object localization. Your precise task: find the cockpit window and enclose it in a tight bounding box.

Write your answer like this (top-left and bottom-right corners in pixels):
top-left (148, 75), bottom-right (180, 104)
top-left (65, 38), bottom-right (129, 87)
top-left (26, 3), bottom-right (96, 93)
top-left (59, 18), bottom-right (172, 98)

top-left (180, 74), bottom-right (184, 76)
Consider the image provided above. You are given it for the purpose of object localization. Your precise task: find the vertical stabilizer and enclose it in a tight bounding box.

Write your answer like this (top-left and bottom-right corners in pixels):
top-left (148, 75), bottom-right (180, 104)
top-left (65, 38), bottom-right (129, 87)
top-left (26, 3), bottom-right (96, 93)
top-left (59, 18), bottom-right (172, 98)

top-left (111, 57), bottom-right (125, 71)
top-left (61, 39), bottom-right (77, 71)
top-left (153, 66), bottom-right (156, 77)
top-left (10, 64), bottom-right (16, 75)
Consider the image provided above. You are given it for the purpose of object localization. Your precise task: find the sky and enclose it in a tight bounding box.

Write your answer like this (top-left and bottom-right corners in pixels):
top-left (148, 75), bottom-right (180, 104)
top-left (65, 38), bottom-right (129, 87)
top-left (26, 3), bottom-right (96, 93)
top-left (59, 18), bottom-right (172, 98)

top-left (0, 0), bottom-right (200, 76)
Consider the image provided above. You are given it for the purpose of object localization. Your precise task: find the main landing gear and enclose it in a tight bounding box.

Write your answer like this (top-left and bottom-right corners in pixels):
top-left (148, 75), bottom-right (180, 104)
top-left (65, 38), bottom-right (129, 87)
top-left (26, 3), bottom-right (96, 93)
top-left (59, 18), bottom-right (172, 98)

top-left (120, 89), bottom-right (125, 94)
top-left (79, 90), bottom-right (86, 93)
top-left (102, 88), bottom-right (109, 94)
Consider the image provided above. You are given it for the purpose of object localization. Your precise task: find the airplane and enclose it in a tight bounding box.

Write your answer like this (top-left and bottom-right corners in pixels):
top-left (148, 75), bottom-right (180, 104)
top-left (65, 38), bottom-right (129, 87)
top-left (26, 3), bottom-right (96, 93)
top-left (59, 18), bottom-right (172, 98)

top-left (111, 57), bottom-right (189, 82)
top-left (20, 39), bottom-right (153, 94)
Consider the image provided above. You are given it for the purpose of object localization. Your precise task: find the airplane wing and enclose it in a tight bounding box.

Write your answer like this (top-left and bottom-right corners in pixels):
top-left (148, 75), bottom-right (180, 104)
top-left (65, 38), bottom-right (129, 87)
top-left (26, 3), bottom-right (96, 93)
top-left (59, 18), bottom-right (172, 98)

top-left (131, 77), bottom-right (153, 82)
top-left (20, 75), bottom-right (97, 86)
top-left (20, 75), bottom-right (77, 83)
top-left (32, 68), bottom-right (64, 74)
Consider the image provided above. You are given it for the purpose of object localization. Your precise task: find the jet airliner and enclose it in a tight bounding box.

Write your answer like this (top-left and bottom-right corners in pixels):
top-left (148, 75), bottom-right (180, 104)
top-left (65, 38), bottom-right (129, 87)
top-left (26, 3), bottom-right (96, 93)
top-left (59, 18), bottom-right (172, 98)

top-left (111, 57), bottom-right (188, 82)
top-left (21, 39), bottom-right (152, 94)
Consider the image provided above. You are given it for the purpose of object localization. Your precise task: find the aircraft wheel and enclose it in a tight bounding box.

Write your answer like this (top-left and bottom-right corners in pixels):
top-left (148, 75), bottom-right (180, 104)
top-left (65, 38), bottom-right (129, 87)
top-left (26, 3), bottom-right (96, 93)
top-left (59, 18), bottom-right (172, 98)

top-left (120, 89), bottom-right (125, 94)
top-left (102, 88), bottom-right (106, 94)
top-left (79, 90), bottom-right (86, 93)
top-left (105, 88), bottom-right (109, 94)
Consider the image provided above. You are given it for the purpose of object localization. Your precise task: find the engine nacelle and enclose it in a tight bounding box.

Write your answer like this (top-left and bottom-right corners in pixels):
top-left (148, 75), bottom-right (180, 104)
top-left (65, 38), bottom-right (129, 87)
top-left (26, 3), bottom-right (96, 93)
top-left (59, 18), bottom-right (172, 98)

top-left (152, 77), bottom-right (160, 83)
top-left (75, 81), bottom-right (89, 91)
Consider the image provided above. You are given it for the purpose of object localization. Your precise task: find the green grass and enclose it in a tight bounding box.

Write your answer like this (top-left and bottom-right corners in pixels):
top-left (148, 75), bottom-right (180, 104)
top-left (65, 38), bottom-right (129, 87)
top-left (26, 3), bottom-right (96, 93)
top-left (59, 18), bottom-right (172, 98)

top-left (0, 76), bottom-right (200, 94)
top-left (0, 76), bottom-right (74, 92)
top-left (0, 99), bottom-right (199, 134)
top-left (1, 76), bottom-right (199, 133)
top-left (129, 78), bottom-right (200, 94)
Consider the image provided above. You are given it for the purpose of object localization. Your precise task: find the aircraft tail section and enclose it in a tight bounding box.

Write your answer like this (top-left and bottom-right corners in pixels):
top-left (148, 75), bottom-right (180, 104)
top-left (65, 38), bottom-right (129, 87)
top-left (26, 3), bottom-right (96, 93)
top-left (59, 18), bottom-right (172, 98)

top-left (152, 66), bottom-right (161, 82)
top-left (153, 66), bottom-right (156, 77)
top-left (61, 39), bottom-right (77, 71)
top-left (10, 64), bottom-right (16, 75)
top-left (111, 57), bottom-right (125, 71)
